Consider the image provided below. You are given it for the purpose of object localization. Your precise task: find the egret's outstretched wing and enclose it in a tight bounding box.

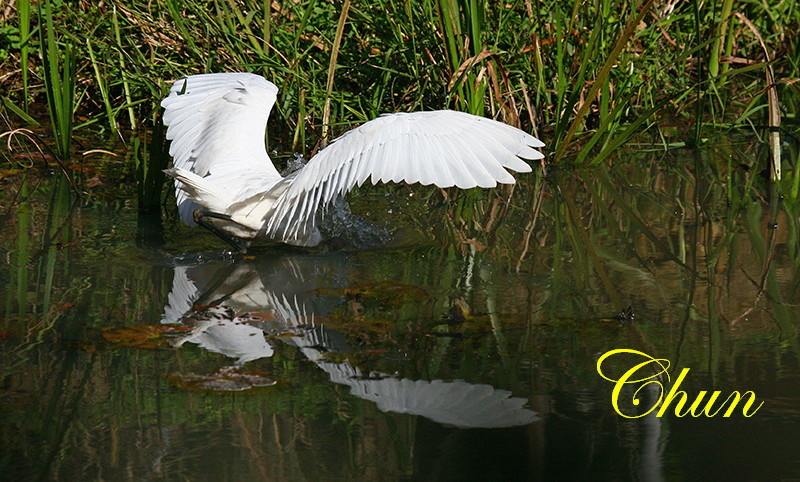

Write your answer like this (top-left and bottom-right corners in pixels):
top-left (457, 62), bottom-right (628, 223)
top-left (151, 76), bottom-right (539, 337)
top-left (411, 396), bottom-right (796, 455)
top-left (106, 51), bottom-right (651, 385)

top-left (265, 110), bottom-right (544, 238)
top-left (161, 73), bottom-right (282, 224)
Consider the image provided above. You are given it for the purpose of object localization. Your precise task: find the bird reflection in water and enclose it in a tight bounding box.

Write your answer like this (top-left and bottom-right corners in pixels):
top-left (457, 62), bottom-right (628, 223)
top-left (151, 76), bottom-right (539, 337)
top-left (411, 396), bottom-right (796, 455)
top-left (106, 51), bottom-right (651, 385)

top-left (160, 254), bottom-right (538, 429)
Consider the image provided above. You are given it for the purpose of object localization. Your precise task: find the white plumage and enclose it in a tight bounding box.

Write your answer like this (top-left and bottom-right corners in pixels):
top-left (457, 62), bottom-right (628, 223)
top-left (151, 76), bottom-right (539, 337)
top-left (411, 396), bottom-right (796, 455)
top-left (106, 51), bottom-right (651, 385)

top-left (161, 72), bottom-right (544, 249)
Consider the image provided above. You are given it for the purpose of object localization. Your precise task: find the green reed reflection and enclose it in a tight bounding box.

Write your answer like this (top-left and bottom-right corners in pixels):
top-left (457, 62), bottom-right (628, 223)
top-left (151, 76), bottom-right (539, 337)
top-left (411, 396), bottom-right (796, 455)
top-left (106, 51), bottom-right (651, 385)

top-left (2, 138), bottom-right (800, 479)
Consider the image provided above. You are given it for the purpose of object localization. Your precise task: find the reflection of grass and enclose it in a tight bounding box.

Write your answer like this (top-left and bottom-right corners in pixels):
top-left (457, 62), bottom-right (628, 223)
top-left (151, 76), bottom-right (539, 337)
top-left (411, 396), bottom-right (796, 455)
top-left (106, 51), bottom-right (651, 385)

top-left (2, 145), bottom-right (800, 477)
top-left (1, 175), bottom-right (82, 380)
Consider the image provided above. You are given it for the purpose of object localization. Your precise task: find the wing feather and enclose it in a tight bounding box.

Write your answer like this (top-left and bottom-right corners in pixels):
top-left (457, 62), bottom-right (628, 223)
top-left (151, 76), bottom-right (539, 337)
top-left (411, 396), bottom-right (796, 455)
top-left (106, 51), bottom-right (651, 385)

top-left (320, 167), bottom-right (336, 208)
top-left (459, 135), bottom-right (517, 184)
top-left (415, 140), bottom-right (436, 185)
top-left (426, 131), bottom-right (477, 188)
top-left (341, 151), bottom-right (362, 196)
top-left (413, 133), bottom-right (439, 186)
top-left (355, 147), bottom-right (374, 187)
top-left (378, 138), bottom-right (396, 184)
top-left (469, 128), bottom-right (534, 174)
top-left (440, 135), bottom-right (496, 188)
top-left (263, 110), bottom-right (543, 238)
top-left (161, 72), bottom-right (281, 179)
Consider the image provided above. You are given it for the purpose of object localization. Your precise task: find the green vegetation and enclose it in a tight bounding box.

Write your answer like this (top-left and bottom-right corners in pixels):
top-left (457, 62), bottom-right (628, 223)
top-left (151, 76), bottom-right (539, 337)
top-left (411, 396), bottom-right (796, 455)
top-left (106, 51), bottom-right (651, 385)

top-left (1, 3), bottom-right (800, 478)
top-left (0, 0), bottom-right (797, 173)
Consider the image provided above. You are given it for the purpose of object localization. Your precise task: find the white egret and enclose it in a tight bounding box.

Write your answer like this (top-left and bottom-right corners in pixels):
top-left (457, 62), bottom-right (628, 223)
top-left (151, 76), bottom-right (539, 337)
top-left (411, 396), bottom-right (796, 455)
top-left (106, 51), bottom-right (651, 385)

top-left (161, 72), bottom-right (544, 251)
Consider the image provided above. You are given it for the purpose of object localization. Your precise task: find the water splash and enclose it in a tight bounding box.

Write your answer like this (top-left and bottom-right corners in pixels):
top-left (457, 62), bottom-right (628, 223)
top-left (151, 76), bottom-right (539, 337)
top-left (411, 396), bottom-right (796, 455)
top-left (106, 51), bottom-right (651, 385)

top-left (283, 153), bottom-right (390, 249)
top-left (319, 197), bottom-right (391, 250)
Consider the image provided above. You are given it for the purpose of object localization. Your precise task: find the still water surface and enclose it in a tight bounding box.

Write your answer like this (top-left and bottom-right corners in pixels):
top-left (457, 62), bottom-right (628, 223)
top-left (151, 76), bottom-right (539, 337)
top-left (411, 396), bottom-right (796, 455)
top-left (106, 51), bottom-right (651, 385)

top-left (2, 142), bottom-right (800, 480)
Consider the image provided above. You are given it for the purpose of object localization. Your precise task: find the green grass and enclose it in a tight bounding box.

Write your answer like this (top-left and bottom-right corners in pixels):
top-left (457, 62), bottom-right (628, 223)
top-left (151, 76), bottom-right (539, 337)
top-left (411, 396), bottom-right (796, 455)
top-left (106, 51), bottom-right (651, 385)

top-left (39, 0), bottom-right (76, 161)
top-left (0, 0), bottom-right (798, 191)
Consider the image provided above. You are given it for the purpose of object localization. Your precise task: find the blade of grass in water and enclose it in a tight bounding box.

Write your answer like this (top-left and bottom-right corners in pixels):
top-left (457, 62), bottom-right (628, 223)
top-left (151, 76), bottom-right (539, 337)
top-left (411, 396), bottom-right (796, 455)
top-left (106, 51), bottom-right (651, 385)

top-left (39, 175), bottom-right (72, 314)
top-left (1, 96), bottom-right (40, 126)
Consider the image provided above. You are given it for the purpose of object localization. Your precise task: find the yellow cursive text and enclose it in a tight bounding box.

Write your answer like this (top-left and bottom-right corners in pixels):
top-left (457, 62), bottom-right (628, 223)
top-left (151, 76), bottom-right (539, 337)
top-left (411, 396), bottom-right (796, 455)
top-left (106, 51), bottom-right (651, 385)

top-left (596, 349), bottom-right (764, 419)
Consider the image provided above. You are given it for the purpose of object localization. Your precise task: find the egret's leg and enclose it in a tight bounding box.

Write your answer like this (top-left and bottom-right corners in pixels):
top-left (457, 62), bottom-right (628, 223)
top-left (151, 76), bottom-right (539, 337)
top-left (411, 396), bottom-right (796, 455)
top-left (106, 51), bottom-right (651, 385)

top-left (192, 209), bottom-right (252, 253)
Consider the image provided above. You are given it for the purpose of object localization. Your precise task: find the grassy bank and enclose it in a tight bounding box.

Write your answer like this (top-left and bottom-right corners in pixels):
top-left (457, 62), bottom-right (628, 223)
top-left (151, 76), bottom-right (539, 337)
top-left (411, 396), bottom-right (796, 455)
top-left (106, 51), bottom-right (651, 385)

top-left (0, 0), bottom-right (798, 180)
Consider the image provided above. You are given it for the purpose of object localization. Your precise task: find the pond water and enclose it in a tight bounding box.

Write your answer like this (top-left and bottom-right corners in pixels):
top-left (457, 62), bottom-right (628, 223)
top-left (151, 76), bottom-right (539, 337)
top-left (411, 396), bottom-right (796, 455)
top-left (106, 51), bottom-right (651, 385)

top-left (2, 138), bottom-right (800, 480)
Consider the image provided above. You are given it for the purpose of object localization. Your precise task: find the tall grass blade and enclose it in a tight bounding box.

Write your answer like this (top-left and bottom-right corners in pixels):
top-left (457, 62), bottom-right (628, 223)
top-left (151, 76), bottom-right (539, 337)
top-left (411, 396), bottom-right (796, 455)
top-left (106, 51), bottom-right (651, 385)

top-left (40, 0), bottom-right (76, 160)
top-left (112, 6), bottom-right (136, 129)
top-left (321, 0), bottom-right (351, 147)
top-left (18, 0), bottom-right (31, 111)
top-left (553, 0), bottom-right (657, 162)
top-left (87, 39), bottom-right (118, 135)
top-left (734, 13), bottom-right (782, 182)
top-left (1, 96), bottom-right (40, 126)
top-left (709, 0), bottom-right (735, 77)
top-left (437, 0), bottom-right (487, 114)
